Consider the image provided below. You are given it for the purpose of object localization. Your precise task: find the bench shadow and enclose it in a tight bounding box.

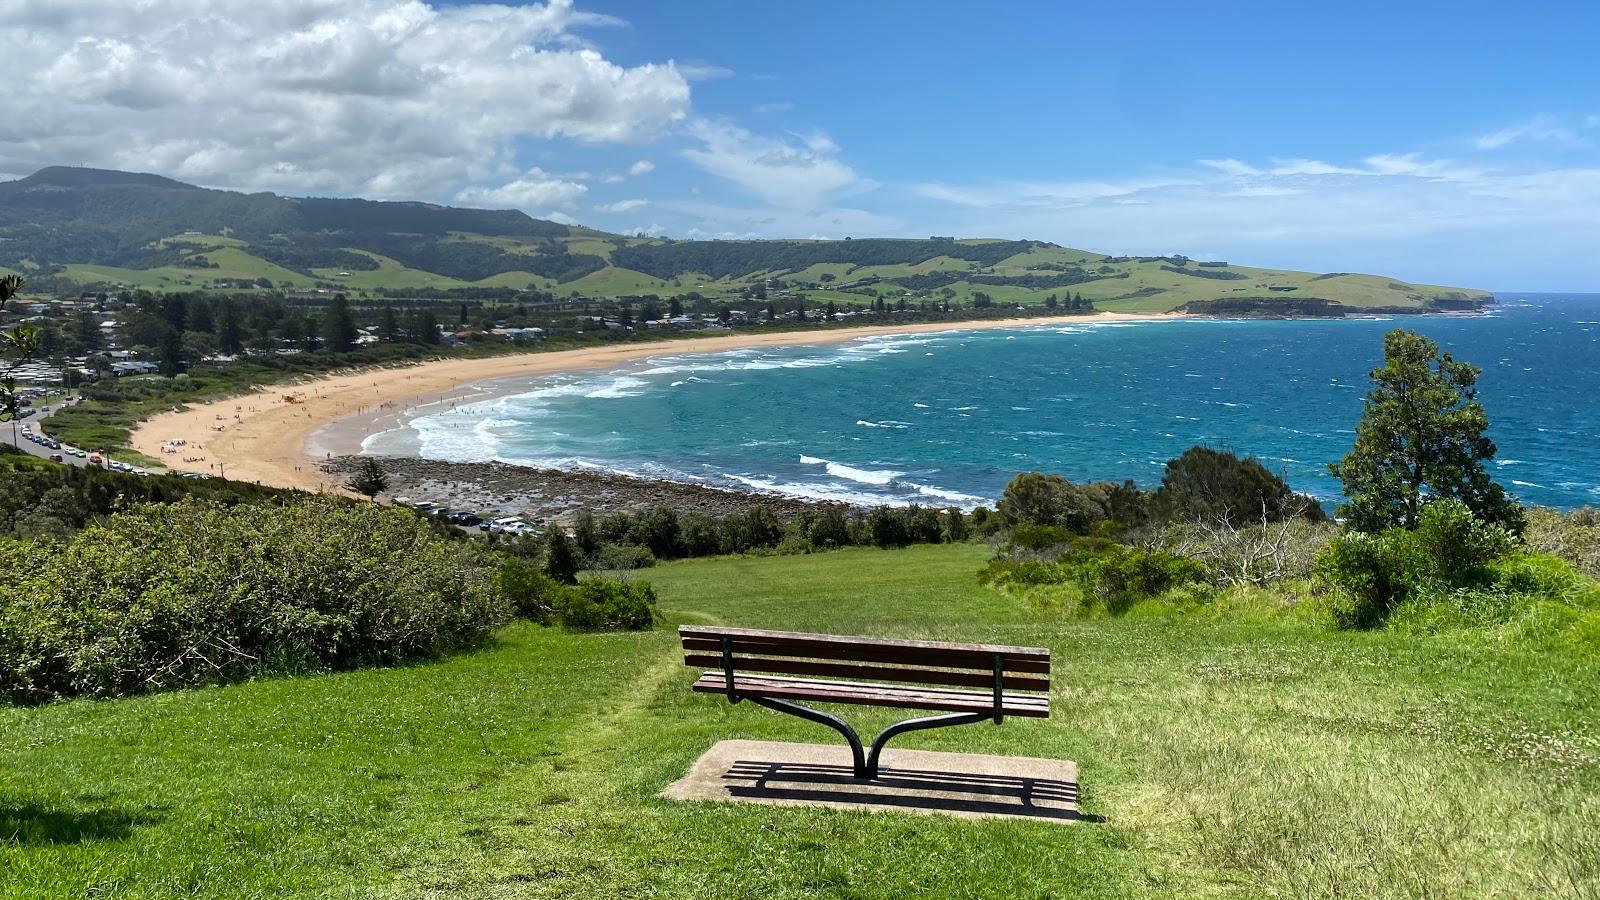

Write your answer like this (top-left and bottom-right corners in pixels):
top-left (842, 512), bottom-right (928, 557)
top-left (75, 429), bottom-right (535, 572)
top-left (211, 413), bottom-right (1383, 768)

top-left (0, 802), bottom-right (164, 845)
top-left (723, 759), bottom-right (1101, 823)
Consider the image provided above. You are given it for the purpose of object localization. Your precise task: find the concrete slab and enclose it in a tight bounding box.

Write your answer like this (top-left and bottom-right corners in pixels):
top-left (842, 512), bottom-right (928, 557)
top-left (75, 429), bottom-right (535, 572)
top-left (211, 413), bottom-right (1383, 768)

top-left (662, 739), bottom-right (1081, 823)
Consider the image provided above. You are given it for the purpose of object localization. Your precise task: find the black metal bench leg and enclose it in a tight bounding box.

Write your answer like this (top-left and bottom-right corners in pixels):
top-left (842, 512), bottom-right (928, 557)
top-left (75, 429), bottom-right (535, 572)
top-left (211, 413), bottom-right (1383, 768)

top-left (750, 697), bottom-right (869, 778)
top-left (864, 712), bottom-right (987, 779)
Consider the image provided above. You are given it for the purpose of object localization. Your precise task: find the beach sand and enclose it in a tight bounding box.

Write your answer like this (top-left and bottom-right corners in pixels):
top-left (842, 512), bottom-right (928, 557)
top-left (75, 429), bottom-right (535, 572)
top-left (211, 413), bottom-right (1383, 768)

top-left (128, 312), bottom-right (1185, 494)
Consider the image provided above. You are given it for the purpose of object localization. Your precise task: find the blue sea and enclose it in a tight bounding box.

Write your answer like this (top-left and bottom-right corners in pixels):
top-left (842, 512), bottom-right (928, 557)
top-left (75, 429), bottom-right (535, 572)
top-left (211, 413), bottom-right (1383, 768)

top-left (364, 294), bottom-right (1600, 511)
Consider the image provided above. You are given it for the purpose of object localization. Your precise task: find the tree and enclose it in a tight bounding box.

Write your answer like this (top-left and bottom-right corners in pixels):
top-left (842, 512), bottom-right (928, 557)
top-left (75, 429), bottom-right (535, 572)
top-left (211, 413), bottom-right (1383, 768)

top-left (379, 306), bottom-right (400, 343)
top-left (1329, 328), bottom-right (1520, 532)
top-left (997, 471), bottom-right (1101, 532)
top-left (1154, 446), bottom-right (1309, 526)
top-left (1, 275), bottom-right (41, 440)
top-left (216, 299), bottom-right (243, 354)
top-left (346, 457), bottom-right (388, 498)
top-left (323, 293), bottom-right (357, 353)
top-left (545, 527), bottom-right (581, 585)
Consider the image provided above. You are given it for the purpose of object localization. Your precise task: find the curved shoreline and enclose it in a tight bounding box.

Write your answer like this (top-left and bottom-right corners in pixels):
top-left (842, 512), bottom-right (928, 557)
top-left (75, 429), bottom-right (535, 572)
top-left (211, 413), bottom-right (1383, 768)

top-left (129, 312), bottom-right (1188, 494)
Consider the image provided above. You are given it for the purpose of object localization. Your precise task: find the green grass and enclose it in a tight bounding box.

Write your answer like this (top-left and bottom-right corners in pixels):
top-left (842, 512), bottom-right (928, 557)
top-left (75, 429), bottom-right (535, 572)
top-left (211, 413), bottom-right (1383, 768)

top-left (4, 544), bottom-right (1597, 897)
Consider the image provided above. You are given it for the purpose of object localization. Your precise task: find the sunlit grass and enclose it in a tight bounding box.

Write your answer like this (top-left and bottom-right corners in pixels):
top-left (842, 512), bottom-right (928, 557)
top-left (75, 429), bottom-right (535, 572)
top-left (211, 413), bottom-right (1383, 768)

top-left (3, 544), bottom-right (1596, 897)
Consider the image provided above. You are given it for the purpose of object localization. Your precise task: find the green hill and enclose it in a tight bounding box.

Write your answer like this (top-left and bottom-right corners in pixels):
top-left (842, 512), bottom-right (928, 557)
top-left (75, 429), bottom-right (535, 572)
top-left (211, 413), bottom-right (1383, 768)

top-left (0, 166), bottom-right (1491, 312)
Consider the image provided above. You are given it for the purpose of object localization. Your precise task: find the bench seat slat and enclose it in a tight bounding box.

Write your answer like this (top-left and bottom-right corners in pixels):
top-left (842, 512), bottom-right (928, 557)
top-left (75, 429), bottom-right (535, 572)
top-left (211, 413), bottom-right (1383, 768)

top-left (692, 671), bottom-right (1051, 718)
top-left (682, 653), bottom-right (1050, 691)
top-left (680, 625), bottom-right (1048, 660)
top-left (681, 634), bottom-right (1050, 675)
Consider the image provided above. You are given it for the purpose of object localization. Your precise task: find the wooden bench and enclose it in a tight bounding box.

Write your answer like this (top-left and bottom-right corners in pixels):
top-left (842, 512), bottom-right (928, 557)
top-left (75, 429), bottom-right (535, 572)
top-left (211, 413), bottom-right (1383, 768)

top-left (681, 625), bottom-right (1051, 779)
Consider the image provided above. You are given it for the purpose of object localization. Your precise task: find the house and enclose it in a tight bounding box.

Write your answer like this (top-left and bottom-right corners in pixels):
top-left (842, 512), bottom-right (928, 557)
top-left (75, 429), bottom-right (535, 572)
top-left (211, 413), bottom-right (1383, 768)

top-left (111, 361), bottom-right (159, 376)
top-left (490, 327), bottom-right (545, 343)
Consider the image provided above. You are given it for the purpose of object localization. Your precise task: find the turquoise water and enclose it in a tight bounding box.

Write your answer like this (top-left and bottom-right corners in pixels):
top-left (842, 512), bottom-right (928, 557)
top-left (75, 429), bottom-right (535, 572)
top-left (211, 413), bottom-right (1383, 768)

top-left (367, 294), bottom-right (1600, 510)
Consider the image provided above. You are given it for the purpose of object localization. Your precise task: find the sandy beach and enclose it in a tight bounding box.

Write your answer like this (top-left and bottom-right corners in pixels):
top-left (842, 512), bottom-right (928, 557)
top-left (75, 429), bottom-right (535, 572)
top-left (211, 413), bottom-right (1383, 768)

top-left (128, 312), bottom-right (1185, 494)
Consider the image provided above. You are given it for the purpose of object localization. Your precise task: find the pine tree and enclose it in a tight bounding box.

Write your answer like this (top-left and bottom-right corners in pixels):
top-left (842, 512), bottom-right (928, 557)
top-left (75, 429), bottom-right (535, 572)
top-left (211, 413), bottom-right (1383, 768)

top-left (347, 457), bottom-right (389, 499)
top-left (323, 293), bottom-right (357, 353)
top-left (1329, 328), bottom-right (1520, 532)
top-left (379, 306), bottom-right (399, 343)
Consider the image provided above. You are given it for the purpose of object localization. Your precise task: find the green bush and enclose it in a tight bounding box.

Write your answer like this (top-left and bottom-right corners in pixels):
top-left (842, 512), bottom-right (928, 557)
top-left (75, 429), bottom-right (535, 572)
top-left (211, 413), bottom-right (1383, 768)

top-left (553, 579), bottom-right (658, 631)
top-left (1316, 531), bottom-right (1419, 629)
top-left (680, 512), bottom-right (726, 557)
top-left (0, 498), bottom-right (507, 703)
top-left (593, 544), bottom-right (656, 571)
top-left (1316, 500), bottom-right (1517, 630)
top-left (499, 556), bottom-right (562, 624)
top-left (806, 505), bottom-right (852, 549)
top-left (1075, 545), bottom-right (1209, 615)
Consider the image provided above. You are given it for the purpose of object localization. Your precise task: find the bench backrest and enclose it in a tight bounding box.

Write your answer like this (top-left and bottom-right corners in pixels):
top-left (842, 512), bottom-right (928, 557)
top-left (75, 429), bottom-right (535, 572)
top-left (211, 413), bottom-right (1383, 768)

top-left (679, 625), bottom-right (1050, 692)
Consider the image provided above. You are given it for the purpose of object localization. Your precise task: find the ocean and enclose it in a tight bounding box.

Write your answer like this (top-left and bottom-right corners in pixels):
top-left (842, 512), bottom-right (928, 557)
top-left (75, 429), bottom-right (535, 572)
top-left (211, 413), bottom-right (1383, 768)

top-left (364, 293), bottom-right (1600, 511)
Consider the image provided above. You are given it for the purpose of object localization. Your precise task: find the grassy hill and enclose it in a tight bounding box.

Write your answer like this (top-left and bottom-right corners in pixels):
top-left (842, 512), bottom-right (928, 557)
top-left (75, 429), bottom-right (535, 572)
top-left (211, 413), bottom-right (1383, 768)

top-left (3, 543), bottom-right (1593, 898)
top-left (0, 166), bottom-right (1491, 313)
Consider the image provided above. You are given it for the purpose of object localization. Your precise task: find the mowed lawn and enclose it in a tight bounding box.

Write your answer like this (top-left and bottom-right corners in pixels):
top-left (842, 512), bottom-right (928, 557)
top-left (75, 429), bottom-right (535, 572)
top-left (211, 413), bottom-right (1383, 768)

top-left (3, 544), bottom-right (1598, 898)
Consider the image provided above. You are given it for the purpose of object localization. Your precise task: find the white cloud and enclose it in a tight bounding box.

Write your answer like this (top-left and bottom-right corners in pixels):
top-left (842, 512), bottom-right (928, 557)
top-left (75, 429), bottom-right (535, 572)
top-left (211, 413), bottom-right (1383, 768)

top-left (911, 151), bottom-right (1600, 288)
top-left (594, 198), bottom-right (649, 213)
top-left (0, 0), bottom-right (690, 199)
top-left (676, 62), bottom-right (734, 81)
top-left (456, 168), bottom-right (587, 209)
top-left (1474, 115), bottom-right (1587, 151)
top-left (627, 160), bottom-right (655, 177)
top-left (681, 120), bottom-right (867, 208)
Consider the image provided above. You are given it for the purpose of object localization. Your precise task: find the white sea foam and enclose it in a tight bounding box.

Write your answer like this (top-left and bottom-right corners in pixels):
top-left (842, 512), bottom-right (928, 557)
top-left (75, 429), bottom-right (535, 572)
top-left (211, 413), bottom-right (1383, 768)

top-left (825, 461), bottom-right (904, 485)
top-left (856, 420), bottom-right (912, 429)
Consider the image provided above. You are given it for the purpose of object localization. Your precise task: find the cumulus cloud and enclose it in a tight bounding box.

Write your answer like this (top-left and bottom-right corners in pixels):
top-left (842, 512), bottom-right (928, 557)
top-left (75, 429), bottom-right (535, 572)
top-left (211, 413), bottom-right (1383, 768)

top-left (0, 0), bottom-right (691, 199)
top-left (594, 198), bottom-right (649, 213)
top-left (681, 120), bottom-right (867, 208)
top-left (456, 168), bottom-right (586, 209)
top-left (627, 160), bottom-right (655, 176)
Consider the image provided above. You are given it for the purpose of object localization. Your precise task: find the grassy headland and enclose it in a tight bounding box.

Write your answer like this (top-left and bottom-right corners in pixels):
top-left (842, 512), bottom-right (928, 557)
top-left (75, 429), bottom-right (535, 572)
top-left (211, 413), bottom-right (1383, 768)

top-left (2, 543), bottom-right (1595, 898)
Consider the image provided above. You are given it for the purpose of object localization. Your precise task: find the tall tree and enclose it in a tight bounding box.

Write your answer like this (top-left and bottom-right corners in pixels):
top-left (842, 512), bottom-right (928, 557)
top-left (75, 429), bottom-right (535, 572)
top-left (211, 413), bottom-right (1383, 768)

top-left (379, 305), bottom-right (400, 343)
top-left (323, 293), bottom-right (357, 353)
top-left (216, 299), bottom-right (243, 354)
top-left (1329, 328), bottom-right (1520, 532)
top-left (1, 276), bottom-right (41, 440)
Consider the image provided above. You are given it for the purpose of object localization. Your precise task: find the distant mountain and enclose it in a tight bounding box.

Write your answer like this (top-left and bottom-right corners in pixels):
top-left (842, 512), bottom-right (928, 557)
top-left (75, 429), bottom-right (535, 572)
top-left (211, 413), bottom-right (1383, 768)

top-left (0, 166), bottom-right (1492, 313)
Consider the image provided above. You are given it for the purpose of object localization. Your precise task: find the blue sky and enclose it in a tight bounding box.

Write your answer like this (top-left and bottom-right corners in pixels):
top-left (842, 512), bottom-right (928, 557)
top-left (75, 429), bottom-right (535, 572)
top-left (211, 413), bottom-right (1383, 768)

top-left (5, 0), bottom-right (1599, 288)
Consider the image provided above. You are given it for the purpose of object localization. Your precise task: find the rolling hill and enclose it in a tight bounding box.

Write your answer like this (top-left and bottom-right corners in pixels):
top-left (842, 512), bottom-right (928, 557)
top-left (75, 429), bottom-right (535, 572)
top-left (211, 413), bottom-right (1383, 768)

top-left (0, 166), bottom-right (1492, 312)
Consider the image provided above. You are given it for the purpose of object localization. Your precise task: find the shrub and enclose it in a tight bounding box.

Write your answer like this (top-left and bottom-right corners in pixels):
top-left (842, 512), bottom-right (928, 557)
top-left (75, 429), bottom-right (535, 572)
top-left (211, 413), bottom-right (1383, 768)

top-left (1008, 524), bottom-right (1076, 553)
top-left (572, 510), bottom-right (602, 563)
top-left (1411, 498), bottom-right (1515, 585)
top-left (1523, 506), bottom-right (1600, 579)
top-left (554, 579), bottom-right (658, 631)
top-left (806, 505), bottom-right (852, 549)
top-left (629, 507), bottom-right (682, 559)
top-left (942, 507), bottom-right (970, 542)
top-left (679, 512), bottom-right (726, 557)
top-left (0, 498), bottom-right (507, 703)
top-left (544, 527), bottom-right (582, 584)
top-left (1316, 530), bottom-right (1419, 629)
top-left (867, 506), bottom-right (912, 548)
top-left (593, 544), bottom-right (656, 571)
top-left (997, 472), bottom-right (1102, 532)
top-left (1075, 546), bottom-right (1209, 615)
top-left (499, 556), bottom-right (561, 624)
top-left (1153, 445), bottom-right (1312, 525)
top-left (721, 507), bottom-right (783, 552)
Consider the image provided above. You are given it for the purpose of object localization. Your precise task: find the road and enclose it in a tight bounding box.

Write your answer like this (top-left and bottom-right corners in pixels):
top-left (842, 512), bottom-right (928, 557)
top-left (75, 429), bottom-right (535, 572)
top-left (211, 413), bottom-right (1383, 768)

top-left (1, 399), bottom-right (92, 467)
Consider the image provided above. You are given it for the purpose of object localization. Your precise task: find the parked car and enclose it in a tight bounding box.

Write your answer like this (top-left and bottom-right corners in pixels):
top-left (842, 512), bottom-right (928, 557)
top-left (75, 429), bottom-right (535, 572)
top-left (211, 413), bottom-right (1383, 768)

top-left (448, 512), bottom-right (483, 527)
top-left (49, 453), bottom-right (63, 462)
